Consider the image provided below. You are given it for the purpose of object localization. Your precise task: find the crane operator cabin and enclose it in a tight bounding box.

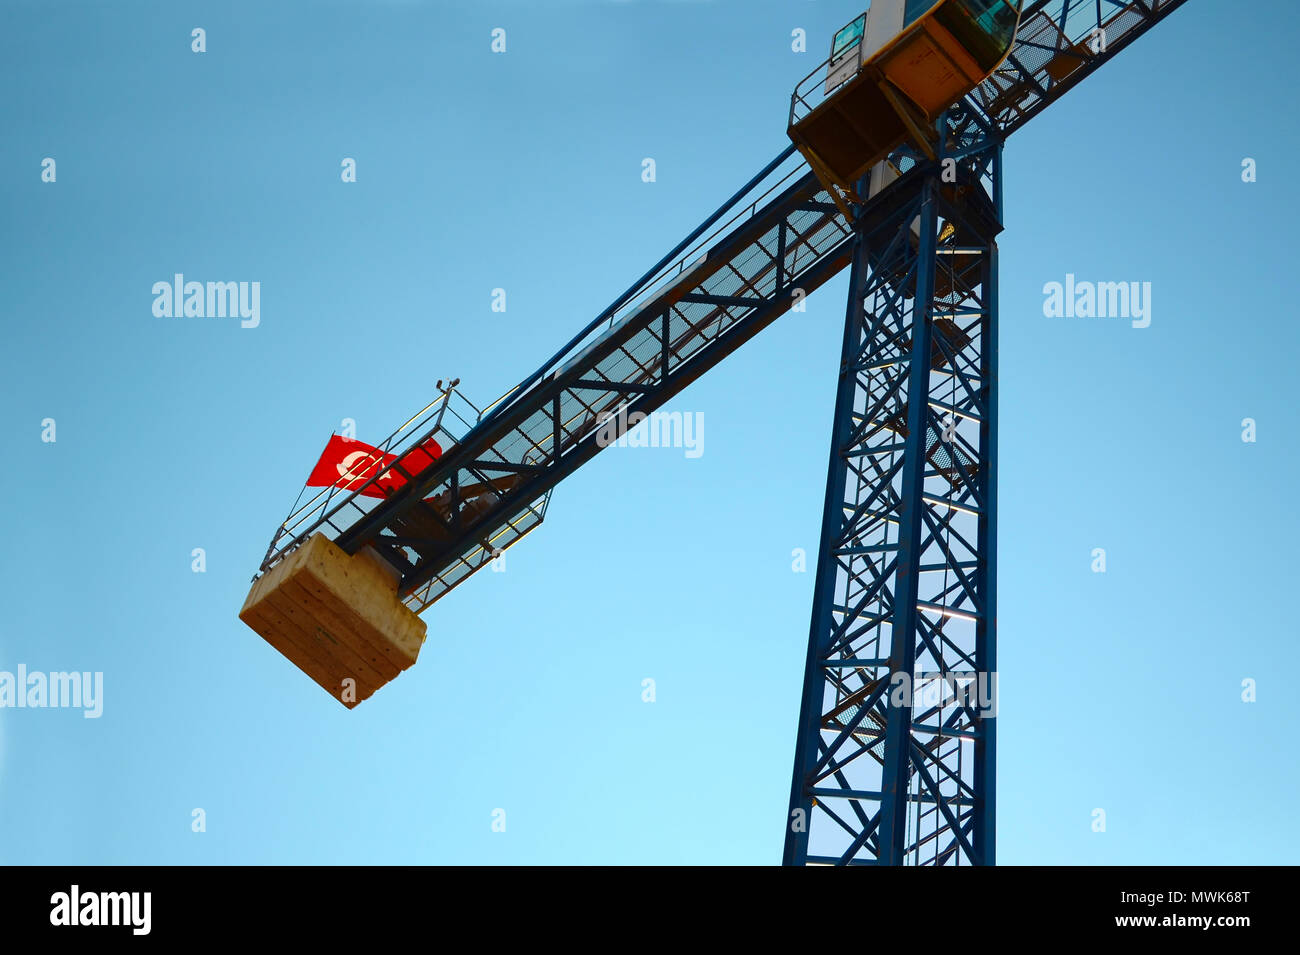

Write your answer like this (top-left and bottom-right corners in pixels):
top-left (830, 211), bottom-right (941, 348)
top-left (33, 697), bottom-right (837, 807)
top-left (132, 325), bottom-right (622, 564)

top-left (789, 0), bottom-right (1022, 208)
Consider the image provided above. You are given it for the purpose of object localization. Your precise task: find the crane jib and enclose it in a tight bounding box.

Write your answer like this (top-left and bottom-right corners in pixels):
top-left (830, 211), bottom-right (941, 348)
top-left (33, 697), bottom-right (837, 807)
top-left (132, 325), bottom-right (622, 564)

top-left (242, 0), bottom-right (1193, 739)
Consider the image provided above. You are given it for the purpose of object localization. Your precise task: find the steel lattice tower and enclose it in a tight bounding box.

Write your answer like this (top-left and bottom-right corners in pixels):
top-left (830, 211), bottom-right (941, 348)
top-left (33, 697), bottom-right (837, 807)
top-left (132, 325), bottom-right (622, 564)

top-left (785, 109), bottom-right (1003, 866)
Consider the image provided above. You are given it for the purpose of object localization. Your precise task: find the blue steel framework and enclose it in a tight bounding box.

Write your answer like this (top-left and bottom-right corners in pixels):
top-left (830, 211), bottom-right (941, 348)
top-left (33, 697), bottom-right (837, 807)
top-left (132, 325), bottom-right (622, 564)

top-left (250, 0), bottom-right (1190, 863)
top-left (783, 121), bottom-right (1003, 867)
top-left (781, 0), bottom-right (1190, 865)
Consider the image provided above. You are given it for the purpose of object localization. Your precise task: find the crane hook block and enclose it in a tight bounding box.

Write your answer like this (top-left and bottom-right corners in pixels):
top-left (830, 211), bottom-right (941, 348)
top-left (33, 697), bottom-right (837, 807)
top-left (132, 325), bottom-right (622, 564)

top-left (238, 533), bottom-right (427, 708)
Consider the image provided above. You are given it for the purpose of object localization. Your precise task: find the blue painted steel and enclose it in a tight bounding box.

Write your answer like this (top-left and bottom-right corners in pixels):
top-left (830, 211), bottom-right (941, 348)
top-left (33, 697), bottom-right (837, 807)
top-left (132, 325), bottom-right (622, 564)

top-left (783, 114), bottom-right (1003, 864)
top-left (877, 174), bottom-right (941, 865)
top-left (779, 0), bottom-right (1189, 868)
top-left (782, 193), bottom-right (873, 868)
top-left (973, 145), bottom-right (1001, 862)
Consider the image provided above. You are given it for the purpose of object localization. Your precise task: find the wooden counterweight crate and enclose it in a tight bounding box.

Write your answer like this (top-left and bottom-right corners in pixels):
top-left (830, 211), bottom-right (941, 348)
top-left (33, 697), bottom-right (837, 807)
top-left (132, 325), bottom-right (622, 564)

top-left (239, 533), bottom-right (427, 708)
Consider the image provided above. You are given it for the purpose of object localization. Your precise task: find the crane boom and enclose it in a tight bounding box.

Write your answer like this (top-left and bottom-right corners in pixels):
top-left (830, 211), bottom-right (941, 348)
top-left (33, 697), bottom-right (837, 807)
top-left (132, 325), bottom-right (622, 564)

top-left (252, 0), bottom-right (1188, 616)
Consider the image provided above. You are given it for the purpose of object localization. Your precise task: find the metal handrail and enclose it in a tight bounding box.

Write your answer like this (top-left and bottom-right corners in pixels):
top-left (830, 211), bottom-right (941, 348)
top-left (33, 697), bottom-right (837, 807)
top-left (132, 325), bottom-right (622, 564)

top-left (256, 385), bottom-right (486, 575)
top-left (789, 23), bottom-right (869, 128)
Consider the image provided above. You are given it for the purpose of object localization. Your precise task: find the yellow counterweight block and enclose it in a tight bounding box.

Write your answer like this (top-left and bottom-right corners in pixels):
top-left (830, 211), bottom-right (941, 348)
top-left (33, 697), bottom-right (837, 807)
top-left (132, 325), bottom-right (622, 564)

top-left (240, 533), bottom-right (427, 708)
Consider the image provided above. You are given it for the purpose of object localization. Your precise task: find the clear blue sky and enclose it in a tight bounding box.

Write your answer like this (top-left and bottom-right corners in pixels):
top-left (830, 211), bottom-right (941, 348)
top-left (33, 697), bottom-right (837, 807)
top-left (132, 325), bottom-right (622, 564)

top-left (1, 0), bottom-right (1296, 865)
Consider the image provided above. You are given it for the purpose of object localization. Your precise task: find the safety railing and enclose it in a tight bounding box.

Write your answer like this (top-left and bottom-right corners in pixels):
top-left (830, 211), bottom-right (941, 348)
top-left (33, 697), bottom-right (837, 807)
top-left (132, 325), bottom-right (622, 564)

top-left (962, 0), bottom-right (1185, 136)
top-left (789, 13), bottom-right (871, 129)
top-left (254, 386), bottom-right (545, 584)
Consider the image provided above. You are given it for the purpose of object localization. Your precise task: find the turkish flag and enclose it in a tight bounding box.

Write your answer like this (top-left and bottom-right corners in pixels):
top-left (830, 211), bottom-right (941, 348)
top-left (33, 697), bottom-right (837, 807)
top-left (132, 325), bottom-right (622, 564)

top-left (306, 434), bottom-right (443, 499)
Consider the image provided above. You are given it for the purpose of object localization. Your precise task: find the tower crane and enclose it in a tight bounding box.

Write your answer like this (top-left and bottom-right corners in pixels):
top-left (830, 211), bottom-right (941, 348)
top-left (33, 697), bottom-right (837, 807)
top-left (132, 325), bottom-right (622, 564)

top-left (239, 0), bottom-right (1191, 865)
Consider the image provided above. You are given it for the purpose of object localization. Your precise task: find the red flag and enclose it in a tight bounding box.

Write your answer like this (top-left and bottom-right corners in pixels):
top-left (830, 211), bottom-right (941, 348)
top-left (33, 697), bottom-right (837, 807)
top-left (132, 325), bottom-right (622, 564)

top-left (306, 434), bottom-right (443, 499)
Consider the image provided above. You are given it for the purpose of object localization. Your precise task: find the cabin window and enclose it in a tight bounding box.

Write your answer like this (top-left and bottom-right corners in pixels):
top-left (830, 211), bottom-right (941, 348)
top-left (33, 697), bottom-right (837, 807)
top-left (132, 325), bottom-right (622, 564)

top-left (831, 15), bottom-right (866, 59)
top-left (904, 0), bottom-right (937, 28)
top-left (936, 0), bottom-right (1021, 72)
